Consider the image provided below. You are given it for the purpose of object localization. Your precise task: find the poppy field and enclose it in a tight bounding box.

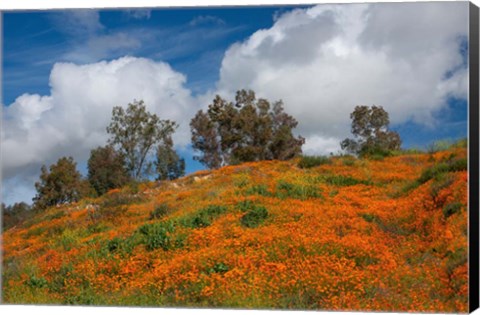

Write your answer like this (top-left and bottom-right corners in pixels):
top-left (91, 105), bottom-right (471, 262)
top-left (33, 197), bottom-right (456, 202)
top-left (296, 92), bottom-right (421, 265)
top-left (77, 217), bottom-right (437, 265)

top-left (1, 145), bottom-right (469, 312)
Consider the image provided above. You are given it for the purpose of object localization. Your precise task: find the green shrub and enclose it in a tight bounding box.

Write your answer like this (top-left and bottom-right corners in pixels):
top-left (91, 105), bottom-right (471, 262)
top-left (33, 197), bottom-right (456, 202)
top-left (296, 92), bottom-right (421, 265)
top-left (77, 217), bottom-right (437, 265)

top-left (443, 202), bottom-right (463, 219)
top-left (445, 248), bottom-right (467, 276)
top-left (106, 235), bottom-right (139, 256)
top-left (430, 174), bottom-right (455, 200)
top-left (236, 200), bottom-right (256, 212)
top-left (418, 158), bottom-right (467, 185)
top-left (241, 205), bottom-right (268, 228)
top-left (298, 155), bottom-right (331, 169)
top-left (325, 175), bottom-right (371, 187)
top-left (342, 157), bottom-right (356, 166)
top-left (138, 221), bottom-right (175, 251)
top-left (44, 210), bottom-right (66, 221)
top-left (150, 203), bottom-right (171, 220)
top-left (183, 205), bottom-right (228, 229)
top-left (360, 146), bottom-right (393, 159)
top-left (101, 191), bottom-right (143, 208)
top-left (244, 184), bottom-right (271, 197)
top-left (276, 181), bottom-right (321, 200)
top-left (25, 275), bottom-right (48, 288)
top-left (207, 262), bottom-right (230, 274)
top-left (360, 213), bottom-right (378, 223)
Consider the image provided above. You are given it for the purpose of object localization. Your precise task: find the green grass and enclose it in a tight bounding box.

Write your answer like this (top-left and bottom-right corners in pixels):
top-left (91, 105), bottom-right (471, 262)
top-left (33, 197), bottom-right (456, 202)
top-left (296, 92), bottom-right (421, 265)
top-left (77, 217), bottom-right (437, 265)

top-left (298, 155), bottom-right (331, 169)
top-left (275, 181), bottom-right (321, 200)
top-left (240, 205), bottom-right (269, 228)
top-left (138, 221), bottom-right (176, 251)
top-left (244, 184), bottom-right (271, 197)
top-left (181, 205), bottom-right (228, 229)
top-left (443, 202), bottom-right (463, 219)
top-left (149, 203), bottom-right (172, 220)
top-left (325, 175), bottom-right (372, 187)
top-left (395, 158), bottom-right (467, 198)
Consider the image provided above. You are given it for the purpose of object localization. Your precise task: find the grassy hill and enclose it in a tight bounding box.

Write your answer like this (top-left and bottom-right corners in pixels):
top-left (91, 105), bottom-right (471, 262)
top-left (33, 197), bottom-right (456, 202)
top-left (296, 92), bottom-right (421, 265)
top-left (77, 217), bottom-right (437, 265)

top-left (1, 147), bottom-right (469, 312)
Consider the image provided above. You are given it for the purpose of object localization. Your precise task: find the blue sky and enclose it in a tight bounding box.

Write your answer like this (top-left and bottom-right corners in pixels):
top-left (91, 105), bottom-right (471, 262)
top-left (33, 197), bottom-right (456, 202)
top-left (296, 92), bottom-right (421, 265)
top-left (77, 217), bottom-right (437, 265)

top-left (1, 2), bottom-right (470, 205)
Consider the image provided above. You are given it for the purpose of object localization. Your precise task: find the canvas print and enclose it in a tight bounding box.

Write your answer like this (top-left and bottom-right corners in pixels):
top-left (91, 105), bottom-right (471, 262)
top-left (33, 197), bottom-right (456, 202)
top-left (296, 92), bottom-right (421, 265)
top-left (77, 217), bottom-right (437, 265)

top-left (1, 1), bottom-right (477, 313)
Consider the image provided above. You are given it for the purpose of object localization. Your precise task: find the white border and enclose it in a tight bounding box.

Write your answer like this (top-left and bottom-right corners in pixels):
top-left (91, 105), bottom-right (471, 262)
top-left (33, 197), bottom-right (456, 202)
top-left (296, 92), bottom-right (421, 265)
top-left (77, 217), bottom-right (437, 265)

top-left (1, 1), bottom-right (478, 315)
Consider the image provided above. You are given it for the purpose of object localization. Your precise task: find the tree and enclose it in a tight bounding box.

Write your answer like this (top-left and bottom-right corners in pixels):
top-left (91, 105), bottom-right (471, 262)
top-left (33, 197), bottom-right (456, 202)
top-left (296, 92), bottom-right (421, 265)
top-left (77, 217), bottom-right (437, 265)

top-left (341, 105), bottom-right (402, 156)
top-left (2, 202), bottom-right (32, 230)
top-left (33, 157), bottom-right (88, 210)
top-left (155, 136), bottom-right (185, 181)
top-left (106, 100), bottom-right (177, 180)
top-left (190, 110), bottom-right (222, 169)
top-left (87, 145), bottom-right (130, 196)
top-left (190, 89), bottom-right (304, 169)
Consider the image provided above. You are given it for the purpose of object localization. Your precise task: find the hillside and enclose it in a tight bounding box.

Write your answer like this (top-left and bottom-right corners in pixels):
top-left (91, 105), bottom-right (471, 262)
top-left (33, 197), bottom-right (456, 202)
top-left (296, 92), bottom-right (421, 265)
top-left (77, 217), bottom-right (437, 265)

top-left (1, 147), bottom-right (469, 312)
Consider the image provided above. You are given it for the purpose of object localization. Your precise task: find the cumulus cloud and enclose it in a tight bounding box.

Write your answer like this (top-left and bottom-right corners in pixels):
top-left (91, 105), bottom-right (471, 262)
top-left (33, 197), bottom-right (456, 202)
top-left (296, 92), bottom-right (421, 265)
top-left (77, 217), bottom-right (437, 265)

top-left (215, 2), bottom-right (468, 154)
top-left (2, 57), bottom-right (196, 204)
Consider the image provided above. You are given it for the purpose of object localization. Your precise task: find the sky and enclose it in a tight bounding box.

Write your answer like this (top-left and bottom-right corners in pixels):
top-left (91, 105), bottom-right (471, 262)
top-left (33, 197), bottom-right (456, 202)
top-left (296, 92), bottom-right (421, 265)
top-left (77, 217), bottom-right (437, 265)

top-left (1, 1), bottom-right (470, 205)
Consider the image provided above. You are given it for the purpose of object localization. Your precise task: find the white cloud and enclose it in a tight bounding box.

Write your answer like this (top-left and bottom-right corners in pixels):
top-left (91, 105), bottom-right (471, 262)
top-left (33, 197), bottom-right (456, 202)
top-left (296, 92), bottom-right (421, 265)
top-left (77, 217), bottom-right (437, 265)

top-left (52, 10), bottom-right (104, 38)
top-left (2, 57), bottom-right (196, 204)
top-left (125, 9), bottom-right (151, 20)
top-left (189, 15), bottom-right (226, 27)
top-left (215, 2), bottom-right (468, 154)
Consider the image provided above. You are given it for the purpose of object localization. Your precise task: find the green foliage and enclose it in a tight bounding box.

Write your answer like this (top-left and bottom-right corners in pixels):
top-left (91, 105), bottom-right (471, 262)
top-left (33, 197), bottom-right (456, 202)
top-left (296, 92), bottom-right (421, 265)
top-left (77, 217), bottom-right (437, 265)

top-left (190, 89), bottom-right (304, 169)
top-left (106, 235), bottom-right (139, 256)
top-left (107, 100), bottom-right (178, 180)
top-left (236, 199), bottom-right (256, 212)
top-left (445, 248), bottom-right (467, 276)
top-left (430, 174), bottom-right (455, 202)
top-left (33, 157), bottom-right (89, 210)
top-left (87, 145), bottom-right (130, 196)
top-left (443, 202), bottom-right (463, 219)
top-left (138, 221), bottom-right (176, 251)
top-left (427, 140), bottom-right (455, 154)
top-left (417, 158), bottom-right (467, 185)
top-left (275, 181), bottom-right (321, 200)
top-left (150, 203), bottom-right (172, 220)
top-left (297, 155), bottom-right (331, 169)
top-left (155, 137), bottom-right (185, 181)
top-left (342, 156), bottom-right (356, 166)
top-left (207, 262), bottom-right (230, 274)
top-left (325, 175), bottom-right (371, 187)
top-left (25, 275), bottom-right (48, 288)
top-left (360, 213), bottom-right (378, 223)
top-left (100, 190), bottom-right (145, 209)
top-left (2, 202), bottom-right (32, 230)
top-left (341, 105), bottom-right (401, 157)
top-left (240, 205), bottom-right (269, 228)
top-left (245, 184), bottom-right (271, 197)
top-left (182, 205), bottom-right (228, 229)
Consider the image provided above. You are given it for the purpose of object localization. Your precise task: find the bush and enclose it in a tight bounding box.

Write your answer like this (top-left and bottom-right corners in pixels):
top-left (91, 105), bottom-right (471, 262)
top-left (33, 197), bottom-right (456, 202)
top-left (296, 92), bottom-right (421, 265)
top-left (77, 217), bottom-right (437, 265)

top-left (236, 200), bottom-right (256, 212)
top-left (138, 221), bottom-right (175, 251)
top-left (207, 262), bottom-right (230, 274)
top-left (276, 181), bottom-right (321, 200)
top-left (240, 205), bottom-right (269, 228)
top-left (342, 156), bottom-right (356, 166)
top-left (418, 158), bottom-right (467, 185)
top-left (25, 275), bottom-right (48, 288)
top-left (101, 190), bottom-right (144, 209)
top-left (183, 205), bottom-right (228, 229)
top-left (360, 213), bottom-right (378, 223)
top-left (298, 155), bottom-right (331, 169)
top-left (245, 184), bottom-right (271, 197)
top-left (443, 202), bottom-right (463, 219)
top-left (325, 175), bottom-right (371, 187)
top-left (150, 203), bottom-right (172, 220)
top-left (107, 236), bottom-right (138, 256)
